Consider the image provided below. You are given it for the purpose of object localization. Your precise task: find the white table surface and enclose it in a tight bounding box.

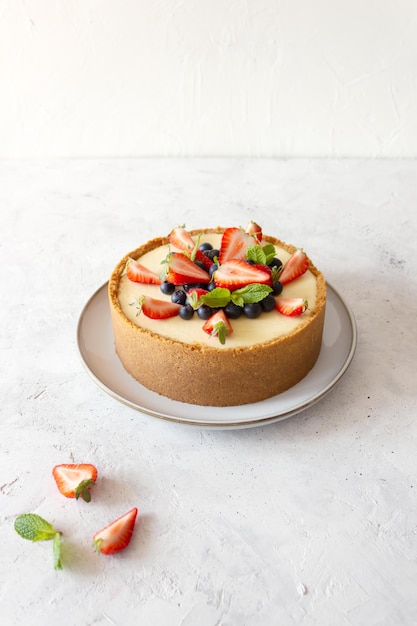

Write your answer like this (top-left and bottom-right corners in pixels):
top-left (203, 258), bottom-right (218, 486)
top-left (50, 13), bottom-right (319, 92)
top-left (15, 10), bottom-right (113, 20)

top-left (1, 158), bottom-right (416, 626)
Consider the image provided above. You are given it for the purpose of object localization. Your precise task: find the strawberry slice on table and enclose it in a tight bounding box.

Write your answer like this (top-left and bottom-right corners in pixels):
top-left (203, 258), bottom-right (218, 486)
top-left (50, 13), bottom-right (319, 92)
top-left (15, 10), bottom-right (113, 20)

top-left (169, 226), bottom-right (212, 269)
top-left (125, 258), bottom-right (161, 284)
top-left (245, 220), bottom-right (263, 242)
top-left (52, 464), bottom-right (98, 502)
top-left (275, 297), bottom-right (308, 317)
top-left (93, 507), bottom-right (138, 555)
top-left (213, 259), bottom-right (272, 291)
top-left (166, 253), bottom-right (211, 285)
top-left (278, 249), bottom-right (309, 284)
top-left (202, 310), bottom-right (233, 345)
top-left (141, 296), bottom-right (181, 319)
top-left (219, 227), bottom-right (255, 264)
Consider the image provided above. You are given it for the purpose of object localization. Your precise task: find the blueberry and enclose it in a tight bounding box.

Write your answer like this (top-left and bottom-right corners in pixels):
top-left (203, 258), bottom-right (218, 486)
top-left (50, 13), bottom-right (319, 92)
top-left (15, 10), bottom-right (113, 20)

top-left (171, 289), bottom-right (186, 305)
top-left (261, 295), bottom-right (276, 312)
top-left (269, 257), bottom-right (283, 270)
top-left (195, 260), bottom-right (206, 271)
top-left (199, 242), bottom-right (213, 252)
top-left (197, 304), bottom-right (213, 320)
top-left (209, 263), bottom-right (218, 277)
top-left (204, 248), bottom-right (220, 261)
top-left (179, 304), bottom-right (194, 320)
top-left (207, 281), bottom-right (217, 291)
top-left (243, 302), bottom-right (262, 319)
top-left (272, 281), bottom-right (283, 295)
top-left (224, 302), bottom-right (242, 319)
top-left (160, 280), bottom-right (175, 295)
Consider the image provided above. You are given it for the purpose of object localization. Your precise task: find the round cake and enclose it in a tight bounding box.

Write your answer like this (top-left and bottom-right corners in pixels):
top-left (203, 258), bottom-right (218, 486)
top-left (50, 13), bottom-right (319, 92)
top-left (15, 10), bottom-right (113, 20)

top-left (108, 223), bottom-right (326, 407)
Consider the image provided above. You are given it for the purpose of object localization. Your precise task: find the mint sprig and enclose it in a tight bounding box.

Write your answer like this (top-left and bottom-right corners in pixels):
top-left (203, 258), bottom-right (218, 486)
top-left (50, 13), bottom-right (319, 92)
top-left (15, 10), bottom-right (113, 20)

top-left (15, 513), bottom-right (63, 570)
top-left (246, 243), bottom-right (276, 266)
top-left (200, 284), bottom-right (272, 309)
top-left (200, 287), bottom-right (231, 309)
top-left (231, 284), bottom-right (272, 307)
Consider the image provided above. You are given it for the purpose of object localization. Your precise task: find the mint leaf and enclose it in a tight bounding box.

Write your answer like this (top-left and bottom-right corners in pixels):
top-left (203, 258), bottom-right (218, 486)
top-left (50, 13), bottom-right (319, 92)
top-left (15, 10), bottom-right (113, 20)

top-left (246, 244), bottom-right (267, 265)
top-left (14, 514), bottom-right (57, 542)
top-left (53, 532), bottom-right (63, 570)
top-left (231, 284), bottom-right (272, 305)
top-left (200, 287), bottom-right (231, 309)
top-left (261, 243), bottom-right (277, 265)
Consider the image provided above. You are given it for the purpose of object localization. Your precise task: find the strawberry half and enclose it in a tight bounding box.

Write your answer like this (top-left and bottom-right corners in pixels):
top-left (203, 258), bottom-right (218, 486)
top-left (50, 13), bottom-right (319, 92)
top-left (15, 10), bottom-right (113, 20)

top-left (213, 260), bottom-right (272, 291)
top-left (166, 253), bottom-right (210, 285)
top-left (187, 287), bottom-right (209, 309)
top-left (219, 227), bottom-right (254, 264)
top-left (93, 507), bottom-right (138, 555)
top-left (126, 258), bottom-right (161, 284)
top-left (278, 249), bottom-right (309, 284)
top-left (245, 221), bottom-right (263, 242)
top-left (275, 297), bottom-right (308, 317)
top-left (202, 310), bottom-right (233, 345)
top-left (52, 464), bottom-right (98, 502)
top-left (141, 296), bottom-right (181, 319)
top-left (169, 226), bottom-right (212, 269)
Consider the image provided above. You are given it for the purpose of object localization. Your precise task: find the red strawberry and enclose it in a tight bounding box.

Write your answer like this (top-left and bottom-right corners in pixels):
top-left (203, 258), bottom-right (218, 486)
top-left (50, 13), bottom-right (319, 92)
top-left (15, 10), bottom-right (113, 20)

top-left (166, 253), bottom-right (210, 285)
top-left (187, 287), bottom-right (209, 309)
top-left (126, 258), bottom-right (161, 284)
top-left (275, 297), bottom-right (308, 317)
top-left (169, 226), bottom-right (212, 269)
top-left (278, 249), bottom-right (309, 284)
top-left (202, 310), bottom-right (233, 345)
top-left (52, 464), bottom-right (98, 502)
top-left (141, 295), bottom-right (181, 319)
top-left (93, 507), bottom-right (138, 555)
top-left (219, 227), bottom-right (254, 264)
top-left (213, 260), bottom-right (272, 291)
top-left (245, 221), bottom-right (263, 242)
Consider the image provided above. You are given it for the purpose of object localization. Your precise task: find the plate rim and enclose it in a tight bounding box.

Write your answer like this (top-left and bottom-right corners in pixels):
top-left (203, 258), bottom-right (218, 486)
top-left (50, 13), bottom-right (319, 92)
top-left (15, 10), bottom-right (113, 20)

top-left (76, 281), bottom-right (357, 429)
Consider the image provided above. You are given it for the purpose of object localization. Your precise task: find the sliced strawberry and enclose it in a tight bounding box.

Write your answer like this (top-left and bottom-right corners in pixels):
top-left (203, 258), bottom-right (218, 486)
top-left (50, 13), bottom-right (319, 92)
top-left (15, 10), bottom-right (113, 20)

top-left (278, 249), bottom-right (309, 284)
top-left (219, 227), bottom-right (254, 264)
top-left (202, 310), bottom-right (233, 345)
top-left (93, 507), bottom-right (138, 555)
top-left (169, 226), bottom-right (212, 269)
top-left (166, 253), bottom-right (210, 285)
top-left (187, 287), bottom-right (209, 309)
top-left (245, 221), bottom-right (263, 242)
top-left (52, 464), bottom-right (98, 502)
top-left (141, 295), bottom-right (181, 319)
top-left (213, 260), bottom-right (272, 291)
top-left (126, 258), bottom-right (161, 284)
top-left (275, 297), bottom-right (308, 317)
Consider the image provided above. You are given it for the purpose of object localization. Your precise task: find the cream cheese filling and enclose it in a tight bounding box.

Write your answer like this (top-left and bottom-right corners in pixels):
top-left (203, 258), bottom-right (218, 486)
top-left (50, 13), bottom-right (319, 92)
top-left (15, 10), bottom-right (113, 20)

top-left (117, 234), bottom-right (318, 349)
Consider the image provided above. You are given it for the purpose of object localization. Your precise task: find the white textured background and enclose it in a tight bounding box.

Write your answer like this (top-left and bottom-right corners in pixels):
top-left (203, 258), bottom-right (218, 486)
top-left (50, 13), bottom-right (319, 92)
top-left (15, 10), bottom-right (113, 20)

top-left (1, 0), bottom-right (417, 158)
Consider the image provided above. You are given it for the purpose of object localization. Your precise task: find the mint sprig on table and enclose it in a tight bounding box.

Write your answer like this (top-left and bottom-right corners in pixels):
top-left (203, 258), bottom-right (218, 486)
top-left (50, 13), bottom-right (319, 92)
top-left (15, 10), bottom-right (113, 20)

top-left (200, 283), bottom-right (273, 309)
top-left (14, 513), bottom-right (63, 570)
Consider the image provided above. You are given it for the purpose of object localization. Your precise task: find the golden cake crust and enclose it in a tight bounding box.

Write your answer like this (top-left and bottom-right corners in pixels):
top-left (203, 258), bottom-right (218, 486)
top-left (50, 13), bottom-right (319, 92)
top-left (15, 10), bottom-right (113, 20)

top-left (108, 228), bottom-right (326, 407)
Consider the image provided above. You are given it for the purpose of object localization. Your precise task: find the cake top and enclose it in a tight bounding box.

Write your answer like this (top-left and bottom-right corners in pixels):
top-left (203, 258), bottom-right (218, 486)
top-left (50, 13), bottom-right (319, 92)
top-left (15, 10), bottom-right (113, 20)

top-left (114, 222), bottom-right (323, 348)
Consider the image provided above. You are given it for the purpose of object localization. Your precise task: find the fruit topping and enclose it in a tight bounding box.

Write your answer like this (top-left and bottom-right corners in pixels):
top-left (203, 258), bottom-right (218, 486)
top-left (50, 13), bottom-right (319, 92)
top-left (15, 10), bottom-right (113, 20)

top-left (219, 227), bottom-right (254, 264)
top-left (52, 463), bottom-right (98, 502)
top-left (93, 507), bottom-right (138, 555)
top-left (278, 249), bottom-right (309, 285)
top-left (165, 253), bottom-right (211, 286)
top-left (202, 310), bottom-right (233, 345)
top-left (245, 220), bottom-right (263, 242)
top-left (213, 259), bottom-right (271, 291)
top-left (138, 295), bottom-right (181, 319)
top-left (275, 297), bottom-right (308, 317)
top-left (169, 226), bottom-right (213, 269)
top-left (186, 288), bottom-right (210, 309)
top-left (126, 258), bottom-right (162, 285)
